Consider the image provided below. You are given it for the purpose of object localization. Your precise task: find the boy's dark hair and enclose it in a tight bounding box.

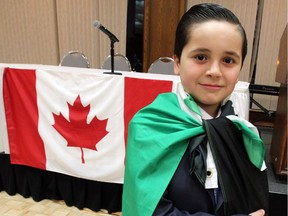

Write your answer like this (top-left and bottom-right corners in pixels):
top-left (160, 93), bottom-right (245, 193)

top-left (174, 3), bottom-right (247, 65)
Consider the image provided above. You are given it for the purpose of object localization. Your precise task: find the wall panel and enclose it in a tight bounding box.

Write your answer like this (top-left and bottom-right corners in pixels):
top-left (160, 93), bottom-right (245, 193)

top-left (0, 0), bottom-right (127, 68)
top-left (253, 0), bottom-right (287, 111)
top-left (56, 0), bottom-right (128, 68)
top-left (0, 0), bottom-right (59, 65)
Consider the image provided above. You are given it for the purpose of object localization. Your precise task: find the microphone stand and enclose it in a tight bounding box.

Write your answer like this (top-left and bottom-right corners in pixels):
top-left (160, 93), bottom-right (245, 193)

top-left (104, 39), bottom-right (122, 75)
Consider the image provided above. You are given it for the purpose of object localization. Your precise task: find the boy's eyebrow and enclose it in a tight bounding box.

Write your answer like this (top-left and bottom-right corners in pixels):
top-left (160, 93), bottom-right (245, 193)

top-left (190, 48), bottom-right (210, 53)
top-left (190, 48), bottom-right (241, 59)
top-left (224, 51), bottom-right (241, 59)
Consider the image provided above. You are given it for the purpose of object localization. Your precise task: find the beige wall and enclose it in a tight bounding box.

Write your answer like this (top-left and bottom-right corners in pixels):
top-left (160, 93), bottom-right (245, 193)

top-left (0, 0), bottom-right (128, 68)
top-left (253, 0), bottom-right (287, 111)
top-left (56, 0), bottom-right (128, 68)
top-left (0, 0), bottom-right (59, 65)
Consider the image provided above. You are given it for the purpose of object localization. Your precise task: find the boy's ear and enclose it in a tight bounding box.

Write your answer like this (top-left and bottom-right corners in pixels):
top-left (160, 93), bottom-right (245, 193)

top-left (173, 55), bottom-right (180, 75)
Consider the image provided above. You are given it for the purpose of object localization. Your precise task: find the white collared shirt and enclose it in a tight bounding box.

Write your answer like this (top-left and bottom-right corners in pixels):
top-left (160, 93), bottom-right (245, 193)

top-left (200, 107), bottom-right (219, 189)
top-left (176, 83), bottom-right (219, 189)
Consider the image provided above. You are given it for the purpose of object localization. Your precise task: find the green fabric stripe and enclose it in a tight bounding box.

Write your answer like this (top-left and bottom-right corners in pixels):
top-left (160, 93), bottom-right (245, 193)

top-left (184, 94), bottom-right (202, 116)
top-left (122, 93), bottom-right (204, 216)
top-left (228, 118), bottom-right (265, 169)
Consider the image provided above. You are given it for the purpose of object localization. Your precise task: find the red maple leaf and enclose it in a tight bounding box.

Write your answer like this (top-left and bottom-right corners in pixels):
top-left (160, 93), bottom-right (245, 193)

top-left (52, 95), bottom-right (108, 163)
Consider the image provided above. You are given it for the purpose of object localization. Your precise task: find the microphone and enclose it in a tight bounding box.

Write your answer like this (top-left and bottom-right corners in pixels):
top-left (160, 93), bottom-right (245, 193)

top-left (93, 20), bottom-right (119, 43)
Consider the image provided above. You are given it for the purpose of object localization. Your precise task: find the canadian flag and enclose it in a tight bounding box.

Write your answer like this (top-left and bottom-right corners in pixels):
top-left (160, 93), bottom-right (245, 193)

top-left (3, 67), bottom-right (174, 183)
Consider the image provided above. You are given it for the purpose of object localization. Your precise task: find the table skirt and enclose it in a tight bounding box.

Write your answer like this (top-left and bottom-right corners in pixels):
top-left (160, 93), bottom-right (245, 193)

top-left (0, 154), bottom-right (123, 213)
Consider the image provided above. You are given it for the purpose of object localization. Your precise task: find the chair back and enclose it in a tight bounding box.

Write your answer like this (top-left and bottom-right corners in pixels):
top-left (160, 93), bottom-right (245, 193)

top-left (148, 57), bottom-right (175, 75)
top-left (101, 54), bottom-right (132, 71)
top-left (60, 51), bottom-right (90, 68)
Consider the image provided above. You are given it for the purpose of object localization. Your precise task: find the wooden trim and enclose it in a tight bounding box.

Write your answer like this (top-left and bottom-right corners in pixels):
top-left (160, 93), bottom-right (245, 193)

top-left (143, 0), bottom-right (185, 72)
top-left (270, 84), bottom-right (287, 176)
top-left (143, 0), bottom-right (151, 72)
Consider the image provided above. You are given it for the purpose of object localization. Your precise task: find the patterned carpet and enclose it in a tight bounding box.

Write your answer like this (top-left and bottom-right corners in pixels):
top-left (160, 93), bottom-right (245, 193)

top-left (0, 191), bottom-right (122, 216)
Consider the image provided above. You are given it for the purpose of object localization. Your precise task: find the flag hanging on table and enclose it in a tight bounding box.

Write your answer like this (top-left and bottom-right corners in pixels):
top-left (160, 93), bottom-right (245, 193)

top-left (3, 67), bottom-right (173, 183)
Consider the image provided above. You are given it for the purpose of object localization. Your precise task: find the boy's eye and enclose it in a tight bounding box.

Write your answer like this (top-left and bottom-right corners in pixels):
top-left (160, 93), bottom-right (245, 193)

top-left (223, 58), bottom-right (234, 64)
top-left (195, 55), bottom-right (207, 61)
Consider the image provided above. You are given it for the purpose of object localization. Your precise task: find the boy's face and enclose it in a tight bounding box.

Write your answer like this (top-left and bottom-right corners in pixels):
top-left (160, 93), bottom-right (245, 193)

top-left (174, 20), bottom-right (243, 117)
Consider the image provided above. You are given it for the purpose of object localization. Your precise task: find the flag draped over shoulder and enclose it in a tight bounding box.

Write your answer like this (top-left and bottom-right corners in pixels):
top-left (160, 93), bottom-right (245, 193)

top-left (3, 67), bottom-right (173, 183)
top-left (122, 93), bottom-right (265, 216)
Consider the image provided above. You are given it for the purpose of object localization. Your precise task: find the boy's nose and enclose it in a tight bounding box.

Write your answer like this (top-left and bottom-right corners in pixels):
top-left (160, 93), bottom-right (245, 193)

top-left (207, 61), bottom-right (221, 77)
